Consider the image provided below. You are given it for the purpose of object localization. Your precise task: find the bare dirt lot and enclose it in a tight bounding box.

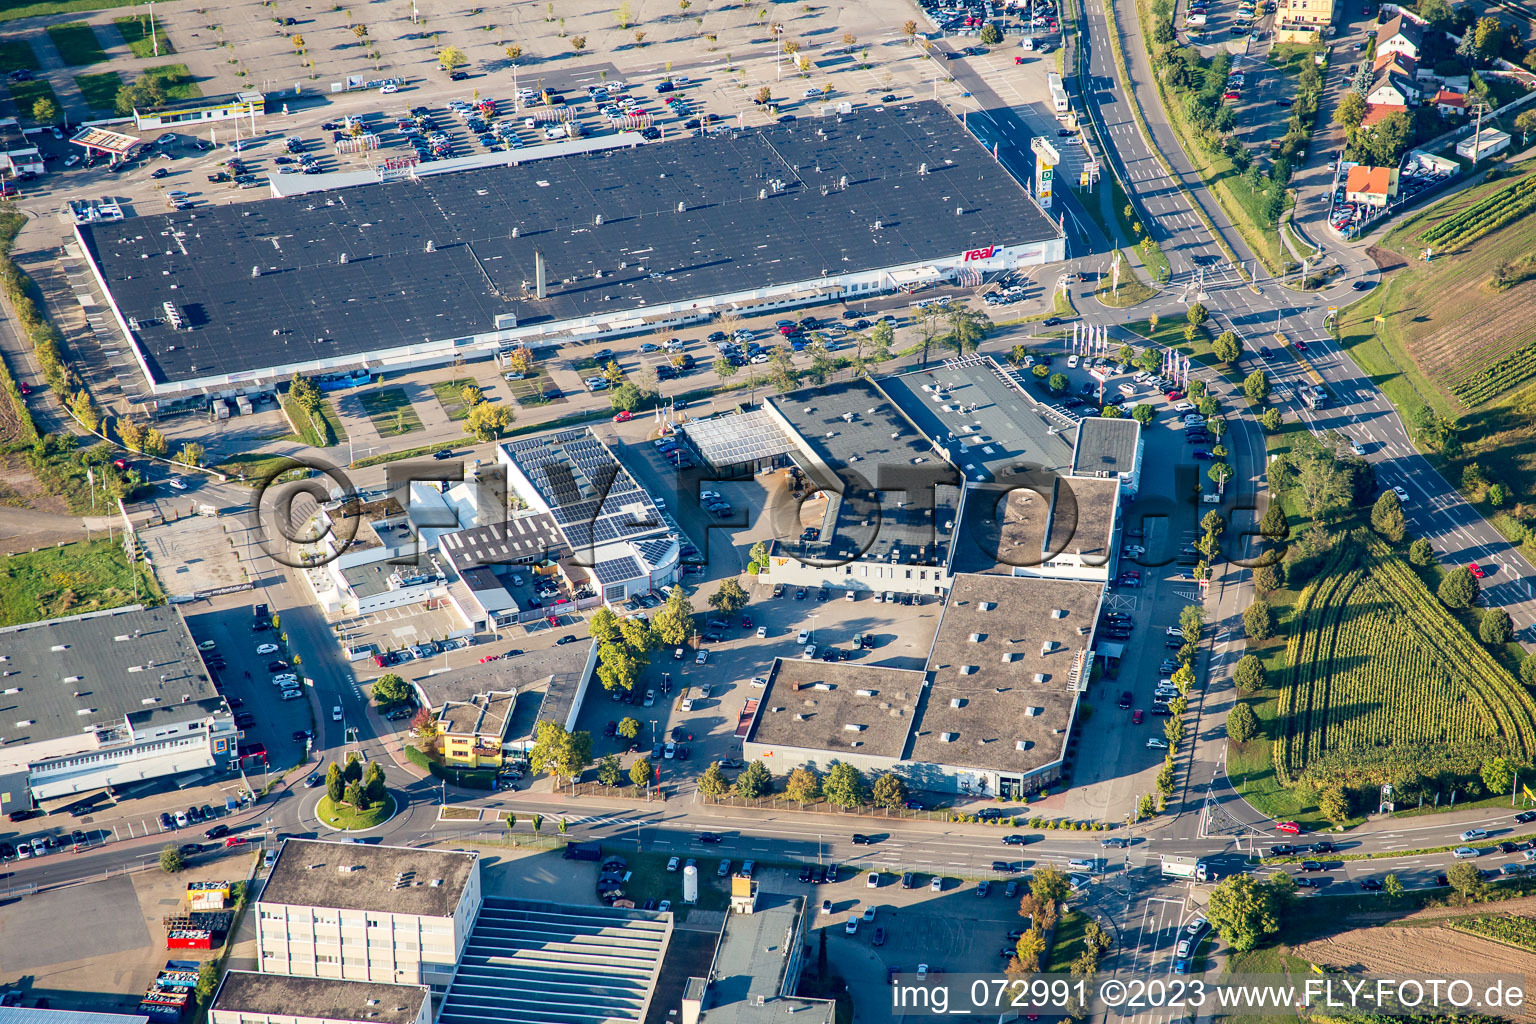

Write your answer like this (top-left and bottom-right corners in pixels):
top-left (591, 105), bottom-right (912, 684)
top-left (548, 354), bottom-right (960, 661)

top-left (1293, 919), bottom-right (1536, 1022)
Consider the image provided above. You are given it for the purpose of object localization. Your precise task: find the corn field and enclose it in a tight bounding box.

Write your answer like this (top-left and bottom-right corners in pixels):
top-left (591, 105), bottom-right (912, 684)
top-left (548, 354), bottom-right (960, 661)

top-left (1275, 534), bottom-right (1536, 785)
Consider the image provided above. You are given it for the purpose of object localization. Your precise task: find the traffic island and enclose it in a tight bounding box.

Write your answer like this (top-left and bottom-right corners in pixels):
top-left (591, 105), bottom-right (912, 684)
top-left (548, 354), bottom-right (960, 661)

top-left (316, 793), bottom-right (396, 831)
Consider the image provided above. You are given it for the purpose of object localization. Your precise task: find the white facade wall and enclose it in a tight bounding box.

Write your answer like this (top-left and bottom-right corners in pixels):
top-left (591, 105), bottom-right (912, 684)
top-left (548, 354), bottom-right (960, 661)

top-left (210, 1000), bottom-right (429, 1024)
top-left (255, 861), bottom-right (481, 989)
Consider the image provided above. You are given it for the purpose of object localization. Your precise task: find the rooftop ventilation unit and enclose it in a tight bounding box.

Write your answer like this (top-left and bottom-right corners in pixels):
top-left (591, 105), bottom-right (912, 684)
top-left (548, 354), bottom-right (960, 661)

top-left (1051, 608), bottom-right (1067, 619)
top-left (940, 732), bottom-right (957, 743)
top-left (949, 698), bottom-right (964, 709)
top-left (959, 665), bottom-right (977, 675)
top-left (1033, 673), bottom-right (1047, 683)
top-left (1041, 641), bottom-right (1056, 655)
top-left (1024, 706), bottom-right (1043, 717)
top-left (855, 689), bottom-right (877, 697)
top-left (843, 723), bottom-right (866, 732)
top-left (969, 633), bottom-right (983, 643)
top-left (812, 682), bottom-right (833, 691)
top-left (1015, 739), bottom-right (1032, 751)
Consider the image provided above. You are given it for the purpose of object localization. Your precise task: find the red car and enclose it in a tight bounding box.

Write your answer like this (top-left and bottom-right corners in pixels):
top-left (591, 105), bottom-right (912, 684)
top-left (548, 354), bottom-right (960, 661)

top-left (479, 654), bottom-right (501, 664)
top-left (224, 836), bottom-right (248, 847)
top-left (1165, 390), bottom-right (1183, 401)
top-left (613, 411), bottom-right (632, 423)
top-left (112, 458), bottom-right (128, 471)
top-left (1275, 821), bottom-right (1303, 834)
top-left (1132, 709), bottom-right (1144, 724)
top-left (1015, 56), bottom-right (1028, 64)
top-left (1295, 340), bottom-right (1309, 352)
top-left (1467, 562), bottom-right (1485, 579)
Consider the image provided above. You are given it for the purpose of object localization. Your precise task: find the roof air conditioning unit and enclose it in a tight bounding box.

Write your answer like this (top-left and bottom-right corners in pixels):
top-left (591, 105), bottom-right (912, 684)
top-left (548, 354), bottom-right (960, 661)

top-left (843, 723), bottom-right (866, 732)
top-left (980, 601), bottom-right (994, 611)
top-left (1024, 706), bottom-right (1043, 717)
top-left (969, 633), bottom-right (982, 643)
top-left (855, 689), bottom-right (876, 697)
top-left (813, 682), bottom-right (833, 691)
top-left (794, 713), bottom-right (806, 721)
top-left (1033, 673), bottom-right (1047, 683)
top-left (949, 698), bottom-right (964, 709)
top-left (1041, 641), bottom-right (1056, 655)
top-left (955, 206), bottom-right (963, 215)
top-left (1051, 608), bottom-right (1067, 618)
top-left (1015, 739), bottom-right (1032, 751)
top-left (940, 732), bottom-right (957, 743)
top-left (1001, 652), bottom-right (1018, 663)
top-left (960, 665), bottom-right (977, 675)
top-left (677, 202), bottom-right (687, 213)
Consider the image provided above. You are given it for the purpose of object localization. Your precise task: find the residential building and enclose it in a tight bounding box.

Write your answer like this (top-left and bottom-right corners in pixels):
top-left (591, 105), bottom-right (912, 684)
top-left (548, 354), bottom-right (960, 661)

top-left (1433, 89), bottom-right (1467, 116)
top-left (255, 840), bottom-right (481, 989)
top-left (210, 973), bottom-right (429, 1024)
top-left (0, 605), bottom-right (236, 812)
top-left (1360, 102), bottom-right (1408, 128)
top-left (1345, 165), bottom-right (1399, 207)
top-left (1376, 13), bottom-right (1425, 59)
top-left (1275, 0), bottom-right (1335, 41)
top-left (1366, 66), bottom-right (1423, 107)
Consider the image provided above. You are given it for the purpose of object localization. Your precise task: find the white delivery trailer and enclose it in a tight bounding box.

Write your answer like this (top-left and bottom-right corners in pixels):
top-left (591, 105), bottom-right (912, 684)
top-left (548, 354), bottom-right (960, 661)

top-left (1161, 855), bottom-right (1209, 881)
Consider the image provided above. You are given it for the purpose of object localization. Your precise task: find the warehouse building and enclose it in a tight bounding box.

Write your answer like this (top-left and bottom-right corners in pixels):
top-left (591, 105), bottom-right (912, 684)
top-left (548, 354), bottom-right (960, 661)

top-left (74, 101), bottom-right (1064, 398)
top-left (1070, 417), bottom-right (1143, 499)
top-left (683, 891), bottom-right (830, 1024)
top-left (948, 474), bottom-right (1120, 583)
top-left (742, 573), bottom-right (1102, 796)
top-left (210, 973), bottom-right (430, 1024)
top-left (0, 605), bottom-right (235, 812)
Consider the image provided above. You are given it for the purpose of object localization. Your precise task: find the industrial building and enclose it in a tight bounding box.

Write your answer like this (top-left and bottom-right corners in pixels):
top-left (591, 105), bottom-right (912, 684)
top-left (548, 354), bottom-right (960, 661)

top-left (255, 841), bottom-right (482, 989)
top-left (742, 573), bottom-right (1103, 796)
top-left (948, 474), bottom-right (1120, 583)
top-left (0, 605), bottom-right (236, 812)
top-left (209, 973), bottom-right (430, 1024)
top-left (74, 102), bottom-right (1064, 398)
top-left (1069, 416), bottom-right (1144, 499)
top-left (683, 890), bottom-right (830, 1024)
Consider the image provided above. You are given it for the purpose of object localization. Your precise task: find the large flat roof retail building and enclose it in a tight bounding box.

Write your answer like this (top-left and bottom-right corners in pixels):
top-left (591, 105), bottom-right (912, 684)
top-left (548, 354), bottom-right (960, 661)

top-left (75, 102), bottom-right (1065, 396)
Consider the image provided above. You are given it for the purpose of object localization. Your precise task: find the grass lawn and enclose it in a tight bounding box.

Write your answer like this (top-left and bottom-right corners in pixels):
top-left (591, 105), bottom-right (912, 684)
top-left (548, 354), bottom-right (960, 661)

top-left (0, 0), bottom-right (139, 21)
top-left (46, 22), bottom-right (109, 65)
top-left (112, 13), bottom-right (173, 57)
top-left (280, 393), bottom-right (345, 447)
top-left (7, 78), bottom-right (60, 123)
top-left (26, 445), bottom-right (121, 516)
top-left (74, 70), bottom-right (121, 112)
top-left (1095, 251), bottom-right (1157, 307)
top-left (215, 451), bottom-right (313, 485)
top-left (141, 62), bottom-right (199, 100)
top-left (429, 378), bottom-right (479, 421)
top-left (357, 388), bottom-right (424, 437)
top-left (316, 793), bottom-right (395, 830)
top-left (599, 848), bottom-right (730, 920)
top-left (1042, 910), bottom-right (1089, 972)
top-left (0, 39), bottom-right (39, 71)
top-left (0, 537), bottom-right (162, 626)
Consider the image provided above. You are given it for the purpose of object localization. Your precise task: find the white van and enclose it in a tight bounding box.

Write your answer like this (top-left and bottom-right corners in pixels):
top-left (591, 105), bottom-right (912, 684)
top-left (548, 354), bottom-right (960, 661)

top-left (1021, 36), bottom-right (1036, 50)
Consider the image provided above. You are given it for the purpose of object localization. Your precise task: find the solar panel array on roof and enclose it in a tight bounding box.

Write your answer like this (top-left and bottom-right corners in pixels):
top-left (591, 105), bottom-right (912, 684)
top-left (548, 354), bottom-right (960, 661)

top-left (501, 428), bottom-right (666, 554)
top-left (76, 101), bottom-right (1063, 389)
top-left (593, 555), bottom-right (643, 585)
top-left (680, 410), bottom-right (796, 469)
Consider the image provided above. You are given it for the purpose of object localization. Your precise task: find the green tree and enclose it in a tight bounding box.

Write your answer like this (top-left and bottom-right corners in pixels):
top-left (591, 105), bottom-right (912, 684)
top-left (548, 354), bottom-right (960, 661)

top-left (1523, 655), bottom-right (1536, 687)
top-left (1438, 566), bottom-right (1479, 608)
top-left (177, 442), bottom-right (206, 467)
top-left (1031, 864), bottom-right (1070, 906)
top-left (1253, 563), bottom-right (1281, 591)
top-left (1383, 873), bottom-right (1405, 898)
top-left (871, 772), bottom-right (908, 808)
top-left (1227, 702), bottom-right (1259, 744)
top-left (344, 779), bottom-right (366, 809)
top-left (630, 757), bottom-right (653, 788)
top-left (1447, 861), bottom-right (1484, 899)
top-left (610, 381), bottom-right (643, 412)
top-left (1259, 503), bottom-right (1290, 542)
top-left (589, 606), bottom-right (621, 647)
top-left (597, 754), bottom-right (622, 787)
top-left (979, 22), bottom-right (1003, 44)
top-left (611, 718), bottom-right (639, 743)
top-left (1206, 874), bottom-right (1279, 952)
top-left (785, 766), bottom-right (822, 803)
top-left (1179, 603), bottom-right (1205, 640)
top-left (115, 69), bottom-right (167, 115)
top-left (1132, 403), bottom-right (1155, 426)
top-left (710, 578), bottom-right (750, 616)
top-left (597, 642), bottom-right (644, 694)
top-left (749, 540), bottom-right (769, 568)
top-left (1213, 330), bottom-right (1240, 363)
top-left (697, 761), bottom-right (730, 797)
top-left (734, 759), bottom-right (772, 798)
top-left (1187, 302), bottom-right (1208, 327)
top-left (1371, 490), bottom-right (1406, 543)
top-left (459, 384), bottom-right (484, 409)
top-left (1480, 756), bottom-right (1516, 797)
top-left (651, 586), bottom-right (696, 645)
top-left (1234, 654), bottom-right (1266, 693)
top-left (1480, 608), bottom-right (1513, 646)
top-left (194, 961), bottom-right (219, 1005)
top-left (1102, 404), bottom-right (1124, 419)
top-left (869, 320), bottom-right (894, 361)
top-left (1242, 369), bottom-right (1269, 402)
top-left (326, 762), bottom-right (344, 804)
top-left (1318, 786), bottom-right (1350, 823)
top-left (1014, 929), bottom-right (1047, 971)
top-left (142, 427), bottom-right (168, 459)
top-left (371, 672), bottom-right (412, 706)
top-left (558, 816), bottom-right (568, 834)
top-left (363, 761), bottom-right (386, 806)
top-left (1488, 482), bottom-right (1511, 507)
top-left (1474, 15), bottom-right (1505, 59)
top-left (343, 754), bottom-right (363, 785)
top-left (531, 813), bottom-right (544, 832)
top-left (1242, 600), bottom-right (1274, 642)
top-left (437, 44), bottom-right (469, 68)
top-left (528, 719), bottom-right (593, 784)
top-left (822, 762), bottom-right (866, 807)
top-left (1409, 537), bottom-right (1435, 565)
top-left (713, 356), bottom-right (738, 380)
top-left (1334, 90), bottom-right (1367, 130)
top-left (32, 97), bottom-right (61, 125)
top-left (1048, 372), bottom-right (1069, 393)
top-left (160, 843), bottom-right (185, 873)
top-left (1261, 407), bottom-right (1283, 433)
top-left (465, 402), bottom-right (513, 441)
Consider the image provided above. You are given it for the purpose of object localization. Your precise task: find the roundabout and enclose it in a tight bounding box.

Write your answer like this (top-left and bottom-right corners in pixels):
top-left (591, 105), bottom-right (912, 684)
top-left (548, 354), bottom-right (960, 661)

top-left (315, 791), bottom-right (398, 832)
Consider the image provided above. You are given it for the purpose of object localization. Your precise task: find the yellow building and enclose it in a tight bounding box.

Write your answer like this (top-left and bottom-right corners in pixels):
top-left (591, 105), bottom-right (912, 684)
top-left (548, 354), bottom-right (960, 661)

top-left (433, 691), bottom-right (515, 768)
top-left (1275, 0), bottom-right (1334, 41)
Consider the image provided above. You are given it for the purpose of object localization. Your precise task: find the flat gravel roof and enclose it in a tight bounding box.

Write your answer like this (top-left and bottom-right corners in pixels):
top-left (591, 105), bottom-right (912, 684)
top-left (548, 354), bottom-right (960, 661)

top-left (79, 101), bottom-right (1061, 387)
